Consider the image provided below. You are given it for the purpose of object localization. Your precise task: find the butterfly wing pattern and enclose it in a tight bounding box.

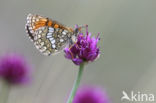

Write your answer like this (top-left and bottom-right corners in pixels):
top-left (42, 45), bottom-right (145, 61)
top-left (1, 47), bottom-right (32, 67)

top-left (25, 14), bottom-right (75, 56)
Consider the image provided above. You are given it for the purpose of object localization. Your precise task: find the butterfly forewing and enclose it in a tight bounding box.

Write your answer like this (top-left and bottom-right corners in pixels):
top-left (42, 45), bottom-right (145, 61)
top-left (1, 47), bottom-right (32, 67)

top-left (25, 14), bottom-right (74, 56)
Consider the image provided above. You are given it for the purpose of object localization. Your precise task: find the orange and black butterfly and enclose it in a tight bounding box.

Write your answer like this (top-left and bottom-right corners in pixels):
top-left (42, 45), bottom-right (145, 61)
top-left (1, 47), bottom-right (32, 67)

top-left (25, 14), bottom-right (81, 56)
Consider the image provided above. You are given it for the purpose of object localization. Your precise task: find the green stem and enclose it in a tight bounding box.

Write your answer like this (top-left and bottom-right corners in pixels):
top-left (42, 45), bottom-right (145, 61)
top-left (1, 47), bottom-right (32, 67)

top-left (67, 63), bottom-right (85, 103)
top-left (0, 81), bottom-right (11, 103)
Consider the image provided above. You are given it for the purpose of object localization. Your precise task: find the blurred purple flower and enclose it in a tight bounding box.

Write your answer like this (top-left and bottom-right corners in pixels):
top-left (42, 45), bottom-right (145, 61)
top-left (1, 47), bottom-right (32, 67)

top-left (73, 86), bottom-right (110, 103)
top-left (64, 25), bottom-right (100, 65)
top-left (0, 53), bottom-right (31, 84)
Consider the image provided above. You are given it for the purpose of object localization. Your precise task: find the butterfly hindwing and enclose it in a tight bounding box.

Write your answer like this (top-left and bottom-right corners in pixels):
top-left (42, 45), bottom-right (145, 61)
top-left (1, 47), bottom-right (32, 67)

top-left (25, 14), bottom-right (74, 56)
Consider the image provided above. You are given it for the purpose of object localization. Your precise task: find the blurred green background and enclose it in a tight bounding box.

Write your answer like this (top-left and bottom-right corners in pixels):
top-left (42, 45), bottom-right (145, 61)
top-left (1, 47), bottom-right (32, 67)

top-left (0, 0), bottom-right (156, 103)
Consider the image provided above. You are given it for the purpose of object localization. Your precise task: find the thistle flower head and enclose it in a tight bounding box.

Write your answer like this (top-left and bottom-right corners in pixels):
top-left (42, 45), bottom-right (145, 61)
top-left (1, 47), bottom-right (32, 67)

top-left (0, 53), bottom-right (31, 84)
top-left (73, 86), bottom-right (110, 103)
top-left (64, 25), bottom-right (100, 65)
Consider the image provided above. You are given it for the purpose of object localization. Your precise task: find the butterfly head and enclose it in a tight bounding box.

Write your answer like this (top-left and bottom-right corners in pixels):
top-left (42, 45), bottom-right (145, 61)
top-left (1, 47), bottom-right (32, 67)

top-left (68, 25), bottom-right (86, 46)
top-left (73, 25), bottom-right (86, 36)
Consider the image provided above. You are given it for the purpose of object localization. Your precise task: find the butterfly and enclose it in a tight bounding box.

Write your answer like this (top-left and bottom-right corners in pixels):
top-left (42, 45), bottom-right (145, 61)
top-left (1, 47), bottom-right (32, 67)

top-left (25, 14), bottom-right (82, 56)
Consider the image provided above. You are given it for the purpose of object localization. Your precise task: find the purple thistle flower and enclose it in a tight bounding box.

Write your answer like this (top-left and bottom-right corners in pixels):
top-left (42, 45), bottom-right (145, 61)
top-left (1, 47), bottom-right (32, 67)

top-left (73, 86), bottom-right (110, 103)
top-left (0, 53), bottom-right (31, 84)
top-left (64, 25), bottom-right (100, 65)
